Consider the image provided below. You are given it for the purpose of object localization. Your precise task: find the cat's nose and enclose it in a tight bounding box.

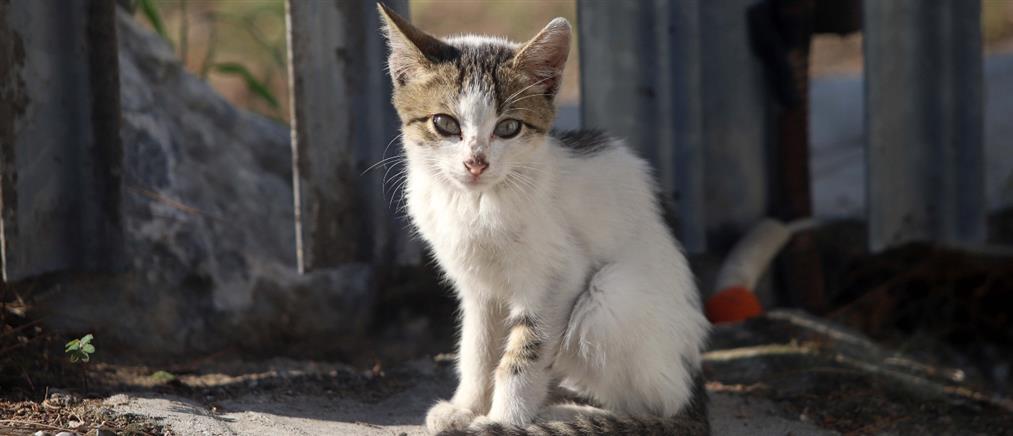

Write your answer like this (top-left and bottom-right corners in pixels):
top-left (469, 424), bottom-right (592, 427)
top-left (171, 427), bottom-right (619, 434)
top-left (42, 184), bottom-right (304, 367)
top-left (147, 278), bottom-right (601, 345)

top-left (464, 155), bottom-right (488, 176)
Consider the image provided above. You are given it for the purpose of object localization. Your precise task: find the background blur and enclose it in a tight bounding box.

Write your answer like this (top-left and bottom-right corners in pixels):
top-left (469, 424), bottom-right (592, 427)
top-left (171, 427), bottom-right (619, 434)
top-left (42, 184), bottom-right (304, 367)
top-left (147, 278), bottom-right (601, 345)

top-left (1, 1), bottom-right (1012, 434)
top-left (130, 0), bottom-right (1013, 121)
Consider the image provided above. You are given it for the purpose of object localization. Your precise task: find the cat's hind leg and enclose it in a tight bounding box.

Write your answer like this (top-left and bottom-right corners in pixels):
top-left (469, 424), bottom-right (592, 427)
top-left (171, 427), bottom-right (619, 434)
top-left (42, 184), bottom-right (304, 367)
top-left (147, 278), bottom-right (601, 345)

top-left (558, 261), bottom-right (708, 418)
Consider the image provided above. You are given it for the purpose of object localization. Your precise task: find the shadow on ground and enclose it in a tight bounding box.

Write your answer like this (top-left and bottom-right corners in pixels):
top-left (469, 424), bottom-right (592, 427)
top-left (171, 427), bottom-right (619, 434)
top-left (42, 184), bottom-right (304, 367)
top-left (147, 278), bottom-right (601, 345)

top-left (72, 311), bottom-right (1010, 436)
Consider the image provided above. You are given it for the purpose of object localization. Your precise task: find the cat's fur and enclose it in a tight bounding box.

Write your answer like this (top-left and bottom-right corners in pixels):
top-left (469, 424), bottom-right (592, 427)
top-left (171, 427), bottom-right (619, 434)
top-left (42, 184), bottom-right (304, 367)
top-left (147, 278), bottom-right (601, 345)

top-left (377, 4), bottom-right (710, 435)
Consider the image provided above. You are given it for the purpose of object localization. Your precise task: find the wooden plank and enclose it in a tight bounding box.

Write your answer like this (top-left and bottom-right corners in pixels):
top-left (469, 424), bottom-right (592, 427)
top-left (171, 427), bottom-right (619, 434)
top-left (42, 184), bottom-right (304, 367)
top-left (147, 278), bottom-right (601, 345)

top-left (0, 1), bottom-right (123, 282)
top-left (864, 0), bottom-right (985, 251)
top-left (286, 0), bottom-right (413, 273)
top-left (753, 0), bottom-right (827, 313)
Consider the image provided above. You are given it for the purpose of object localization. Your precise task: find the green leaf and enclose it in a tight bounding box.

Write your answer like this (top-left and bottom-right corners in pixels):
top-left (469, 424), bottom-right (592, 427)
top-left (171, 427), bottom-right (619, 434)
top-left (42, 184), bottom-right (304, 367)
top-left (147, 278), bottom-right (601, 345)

top-left (212, 62), bottom-right (280, 109)
top-left (66, 334), bottom-right (96, 363)
top-left (138, 0), bottom-right (171, 44)
top-left (150, 370), bottom-right (176, 383)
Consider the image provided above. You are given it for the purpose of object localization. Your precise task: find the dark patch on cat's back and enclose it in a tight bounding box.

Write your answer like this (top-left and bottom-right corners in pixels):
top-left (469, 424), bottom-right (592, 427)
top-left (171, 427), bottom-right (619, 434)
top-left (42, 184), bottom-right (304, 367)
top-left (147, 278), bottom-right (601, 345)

top-left (552, 129), bottom-right (614, 157)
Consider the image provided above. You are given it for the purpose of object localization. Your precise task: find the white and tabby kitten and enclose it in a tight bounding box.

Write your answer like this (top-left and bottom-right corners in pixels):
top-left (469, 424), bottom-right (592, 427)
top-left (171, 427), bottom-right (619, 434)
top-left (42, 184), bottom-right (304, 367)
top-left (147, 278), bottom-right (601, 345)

top-left (377, 5), bottom-right (710, 435)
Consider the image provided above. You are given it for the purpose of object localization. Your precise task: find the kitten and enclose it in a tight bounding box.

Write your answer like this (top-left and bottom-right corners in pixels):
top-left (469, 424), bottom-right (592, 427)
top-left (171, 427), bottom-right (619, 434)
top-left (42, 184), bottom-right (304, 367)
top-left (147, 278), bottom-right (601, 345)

top-left (377, 4), bottom-right (710, 435)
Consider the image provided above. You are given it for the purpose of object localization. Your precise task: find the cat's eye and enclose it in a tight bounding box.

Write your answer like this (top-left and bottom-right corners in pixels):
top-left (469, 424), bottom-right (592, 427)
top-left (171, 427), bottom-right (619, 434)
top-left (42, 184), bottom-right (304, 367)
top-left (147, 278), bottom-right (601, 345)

top-left (432, 114), bottom-right (461, 136)
top-left (494, 119), bottom-right (522, 139)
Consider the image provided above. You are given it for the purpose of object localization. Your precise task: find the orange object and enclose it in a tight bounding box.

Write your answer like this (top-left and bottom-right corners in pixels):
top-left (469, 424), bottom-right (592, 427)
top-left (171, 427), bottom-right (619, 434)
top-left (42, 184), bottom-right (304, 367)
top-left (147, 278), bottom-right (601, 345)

top-left (705, 286), bottom-right (764, 324)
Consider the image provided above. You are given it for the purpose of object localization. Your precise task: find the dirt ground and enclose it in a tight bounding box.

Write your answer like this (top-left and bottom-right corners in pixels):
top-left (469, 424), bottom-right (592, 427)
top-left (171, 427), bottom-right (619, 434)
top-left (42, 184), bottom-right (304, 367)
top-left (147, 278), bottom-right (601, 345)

top-left (3, 310), bottom-right (1012, 436)
top-left (3, 240), bottom-right (1012, 435)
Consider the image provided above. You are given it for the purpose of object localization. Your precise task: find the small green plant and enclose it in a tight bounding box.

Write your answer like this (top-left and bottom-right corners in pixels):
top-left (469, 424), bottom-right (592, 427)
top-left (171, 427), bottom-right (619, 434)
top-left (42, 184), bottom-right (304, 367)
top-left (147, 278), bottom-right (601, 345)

top-left (137, 0), bottom-right (171, 43)
top-left (150, 370), bottom-right (176, 383)
top-left (212, 62), bottom-right (280, 109)
top-left (65, 334), bottom-right (96, 363)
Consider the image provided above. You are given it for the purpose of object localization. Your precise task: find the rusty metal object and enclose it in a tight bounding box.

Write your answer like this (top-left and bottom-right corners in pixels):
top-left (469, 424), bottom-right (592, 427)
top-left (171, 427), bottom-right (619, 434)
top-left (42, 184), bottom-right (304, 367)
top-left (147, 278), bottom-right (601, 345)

top-left (749, 0), bottom-right (827, 313)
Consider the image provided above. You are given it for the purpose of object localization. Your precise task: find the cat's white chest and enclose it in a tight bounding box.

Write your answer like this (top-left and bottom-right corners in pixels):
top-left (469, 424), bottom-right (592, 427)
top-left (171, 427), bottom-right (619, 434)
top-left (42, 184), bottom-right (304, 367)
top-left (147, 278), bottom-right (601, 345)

top-left (407, 176), bottom-right (529, 288)
top-left (415, 192), bottom-right (517, 253)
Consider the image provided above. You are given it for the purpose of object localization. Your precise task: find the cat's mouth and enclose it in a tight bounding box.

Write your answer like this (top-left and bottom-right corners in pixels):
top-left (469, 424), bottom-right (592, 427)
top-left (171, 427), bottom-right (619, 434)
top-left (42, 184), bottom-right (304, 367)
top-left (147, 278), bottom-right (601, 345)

top-left (461, 173), bottom-right (490, 188)
top-left (453, 170), bottom-right (500, 191)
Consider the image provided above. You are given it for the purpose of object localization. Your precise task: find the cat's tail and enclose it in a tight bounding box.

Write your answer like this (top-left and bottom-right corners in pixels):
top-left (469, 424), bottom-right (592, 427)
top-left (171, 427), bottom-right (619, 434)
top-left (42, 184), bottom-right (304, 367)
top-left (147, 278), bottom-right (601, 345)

top-left (437, 413), bottom-right (710, 436)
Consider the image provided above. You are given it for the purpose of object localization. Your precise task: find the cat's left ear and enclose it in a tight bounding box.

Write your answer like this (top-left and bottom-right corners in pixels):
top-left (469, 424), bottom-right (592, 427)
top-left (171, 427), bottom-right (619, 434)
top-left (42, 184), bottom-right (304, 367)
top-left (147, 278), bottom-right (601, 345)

top-left (377, 3), bottom-right (457, 87)
top-left (513, 18), bottom-right (572, 97)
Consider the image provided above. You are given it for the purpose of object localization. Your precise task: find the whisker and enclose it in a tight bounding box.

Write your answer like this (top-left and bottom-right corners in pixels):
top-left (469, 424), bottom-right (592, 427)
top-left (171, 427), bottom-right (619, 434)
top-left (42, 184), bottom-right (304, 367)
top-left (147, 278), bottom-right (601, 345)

top-left (505, 93), bottom-right (555, 106)
top-left (502, 76), bottom-right (554, 108)
top-left (389, 176), bottom-right (411, 211)
top-left (504, 107), bottom-right (537, 116)
top-left (362, 154), bottom-right (405, 175)
top-left (382, 166), bottom-right (408, 198)
top-left (503, 173), bottom-right (536, 205)
top-left (382, 132), bottom-right (404, 158)
top-left (383, 165), bottom-right (408, 187)
top-left (361, 133), bottom-right (405, 175)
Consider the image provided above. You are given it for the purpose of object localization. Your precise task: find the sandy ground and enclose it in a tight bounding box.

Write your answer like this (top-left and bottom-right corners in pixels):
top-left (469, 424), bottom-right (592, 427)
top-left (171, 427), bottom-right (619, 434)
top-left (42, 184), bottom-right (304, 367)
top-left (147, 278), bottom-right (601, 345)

top-left (103, 360), bottom-right (834, 436)
top-left (104, 393), bottom-right (836, 436)
top-left (85, 310), bottom-right (1012, 436)
top-left (5, 310), bottom-right (1011, 435)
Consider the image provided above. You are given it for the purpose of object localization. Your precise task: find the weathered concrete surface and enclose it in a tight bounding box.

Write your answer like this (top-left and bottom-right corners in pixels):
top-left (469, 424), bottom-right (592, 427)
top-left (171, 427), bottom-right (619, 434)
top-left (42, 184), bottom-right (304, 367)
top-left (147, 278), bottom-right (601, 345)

top-left (105, 389), bottom-right (834, 436)
top-left (100, 311), bottom-right (1011, 436)
top-left (103, 370), bottom-right (835, 436)
top-left (30, 11), bottom-right (375, 358)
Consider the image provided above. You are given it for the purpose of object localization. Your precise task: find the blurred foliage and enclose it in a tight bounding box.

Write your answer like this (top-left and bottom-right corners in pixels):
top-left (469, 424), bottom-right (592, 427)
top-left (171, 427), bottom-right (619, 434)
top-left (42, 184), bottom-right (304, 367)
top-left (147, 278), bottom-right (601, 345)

top-left (983, 0), bottom-right (1013, 46)
top-left (128, 0), bottom-right (580, 122)
top-left (127, 1), bottom-right (1011, 123)
top-left (212, 62), bottom-right (280, 109)
top-left (138, 0), bottom-right (170, 43)
top-left (129, 0), bottom-right (288, 123)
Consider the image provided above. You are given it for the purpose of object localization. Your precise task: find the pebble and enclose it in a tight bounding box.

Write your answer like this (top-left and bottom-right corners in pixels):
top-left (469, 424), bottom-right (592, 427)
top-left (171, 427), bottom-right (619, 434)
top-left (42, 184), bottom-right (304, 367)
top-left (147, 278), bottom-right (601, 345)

top-left (55, 432), bottom-right (78, 436)
top-left (32, 431), bottom-right (51, 436)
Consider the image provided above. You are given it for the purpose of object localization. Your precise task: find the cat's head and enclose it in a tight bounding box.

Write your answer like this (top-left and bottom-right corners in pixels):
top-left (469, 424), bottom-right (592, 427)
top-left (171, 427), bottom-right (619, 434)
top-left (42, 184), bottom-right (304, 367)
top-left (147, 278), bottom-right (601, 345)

top-left (378, 4), bottom-right (570, 192)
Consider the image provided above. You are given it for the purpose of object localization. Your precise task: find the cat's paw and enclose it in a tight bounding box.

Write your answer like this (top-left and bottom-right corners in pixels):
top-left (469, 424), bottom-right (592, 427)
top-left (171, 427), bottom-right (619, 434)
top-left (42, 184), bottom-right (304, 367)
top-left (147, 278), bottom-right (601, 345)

top-left (467, 415), bottom-right (495, 428)
top-left (426, 400), bottom-right (476, 433)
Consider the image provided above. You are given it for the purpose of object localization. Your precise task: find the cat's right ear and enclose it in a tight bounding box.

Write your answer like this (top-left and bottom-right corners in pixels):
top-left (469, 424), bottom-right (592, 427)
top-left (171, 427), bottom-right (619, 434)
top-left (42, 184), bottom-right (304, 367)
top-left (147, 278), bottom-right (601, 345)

top-left (377, 3), bottom-right (456, 87)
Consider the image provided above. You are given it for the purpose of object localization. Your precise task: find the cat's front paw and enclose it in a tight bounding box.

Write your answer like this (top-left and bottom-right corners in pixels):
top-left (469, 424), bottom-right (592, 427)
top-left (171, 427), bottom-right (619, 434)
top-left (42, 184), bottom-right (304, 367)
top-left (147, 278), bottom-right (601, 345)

top-left (426, 400), bottom-right (476, 433)
top-left (467, 415), bottom-right (495, 428)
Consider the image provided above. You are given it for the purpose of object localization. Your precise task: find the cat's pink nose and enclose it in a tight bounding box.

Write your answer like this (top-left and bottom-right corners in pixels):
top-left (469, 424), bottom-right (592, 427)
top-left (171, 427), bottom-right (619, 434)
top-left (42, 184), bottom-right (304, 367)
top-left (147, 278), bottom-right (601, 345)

top-left (464, 155), bottom-right (488, 176)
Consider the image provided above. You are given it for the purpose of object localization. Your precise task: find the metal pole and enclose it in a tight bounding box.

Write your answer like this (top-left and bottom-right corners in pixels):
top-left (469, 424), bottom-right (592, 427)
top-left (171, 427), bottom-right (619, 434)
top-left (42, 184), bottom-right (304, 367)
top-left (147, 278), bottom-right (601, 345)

top-left (0, 0), bottom-right (123, 282)
top-left (286, 0), bottom-right (413, 273)
top-left (578, 0), bottom-right (708, 253)
top-left (864, 0), bottom-right (985, 251)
